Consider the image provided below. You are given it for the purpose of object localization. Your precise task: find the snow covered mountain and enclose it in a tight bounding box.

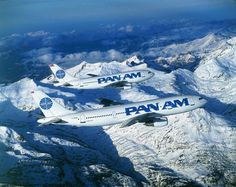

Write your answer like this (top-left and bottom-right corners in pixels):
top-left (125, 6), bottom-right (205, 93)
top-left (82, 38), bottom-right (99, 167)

top-left (0, 33), bottom-right (236, 186)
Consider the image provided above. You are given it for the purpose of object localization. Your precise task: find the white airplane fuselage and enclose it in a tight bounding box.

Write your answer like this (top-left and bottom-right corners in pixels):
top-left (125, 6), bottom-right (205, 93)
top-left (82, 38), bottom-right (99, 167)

top-left (59, 96), bottom-right (206, 126)
top-left (54, 69), bottom-right (154, 89)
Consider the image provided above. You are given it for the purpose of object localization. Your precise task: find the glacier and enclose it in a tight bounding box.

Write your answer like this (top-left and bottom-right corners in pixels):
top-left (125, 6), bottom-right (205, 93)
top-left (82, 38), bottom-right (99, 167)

top-left (0, 32), bottom-right (236, 186)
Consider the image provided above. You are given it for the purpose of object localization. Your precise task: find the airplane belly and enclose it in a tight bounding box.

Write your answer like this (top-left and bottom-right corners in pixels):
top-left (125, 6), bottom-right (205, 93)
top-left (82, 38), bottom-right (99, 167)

top-left (81, 82), bottom-right (111, 89)
top-left (83, 116), bottom-right (119, 126)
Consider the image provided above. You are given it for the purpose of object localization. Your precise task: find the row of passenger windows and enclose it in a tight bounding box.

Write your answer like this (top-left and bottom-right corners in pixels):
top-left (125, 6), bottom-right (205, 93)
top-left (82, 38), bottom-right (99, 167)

top-left (85, 111), bottom-right (126, 119)
top-left (86, 113), bottom-right (112, 119)
top-left (116, 112), bottom-right (125, 115)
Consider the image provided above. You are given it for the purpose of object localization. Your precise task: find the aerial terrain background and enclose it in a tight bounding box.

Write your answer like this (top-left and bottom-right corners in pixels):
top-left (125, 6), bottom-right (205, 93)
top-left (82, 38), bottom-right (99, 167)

top-left (0, 0), bottom-right (236, 186)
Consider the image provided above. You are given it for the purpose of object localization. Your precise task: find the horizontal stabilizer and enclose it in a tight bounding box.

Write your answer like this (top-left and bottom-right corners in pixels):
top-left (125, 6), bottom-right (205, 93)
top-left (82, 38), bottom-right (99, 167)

top-left (46, 74), bottom-right (56, 82)
top-left (37, 116), bottom-right (62, 125)
top-left (54, 82), bottom-right (73, 87)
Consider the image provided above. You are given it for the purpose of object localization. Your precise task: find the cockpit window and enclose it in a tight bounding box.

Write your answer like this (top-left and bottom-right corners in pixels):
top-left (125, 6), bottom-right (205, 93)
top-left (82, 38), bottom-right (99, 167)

top-left (148, 71), bottom-right (152, 74)
top-left (199, 97), bottom-right (203, 100)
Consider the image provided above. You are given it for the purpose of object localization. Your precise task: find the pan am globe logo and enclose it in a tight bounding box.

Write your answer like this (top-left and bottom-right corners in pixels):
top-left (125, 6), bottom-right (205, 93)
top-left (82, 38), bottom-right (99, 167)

top-left (56, 70), bottom-right (65, 79)
top-left (40, 97), bottom-right (53, 110)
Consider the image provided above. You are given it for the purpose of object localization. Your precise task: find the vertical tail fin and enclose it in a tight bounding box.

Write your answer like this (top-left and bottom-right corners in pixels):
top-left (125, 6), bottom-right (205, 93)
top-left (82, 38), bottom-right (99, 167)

top-left (49, 64), bottom-right (76, 85)
top-left (31, 90), bottom-right (73, 118)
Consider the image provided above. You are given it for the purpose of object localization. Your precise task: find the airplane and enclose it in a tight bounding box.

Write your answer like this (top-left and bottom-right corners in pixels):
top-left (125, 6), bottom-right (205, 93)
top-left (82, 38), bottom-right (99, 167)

top-left (47, 64), bottom-right (154, 89)
top-left (31, 90), bottom-right (207, 127)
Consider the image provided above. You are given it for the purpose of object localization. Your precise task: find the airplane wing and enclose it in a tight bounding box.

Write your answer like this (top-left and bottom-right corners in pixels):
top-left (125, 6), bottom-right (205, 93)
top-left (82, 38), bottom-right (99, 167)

top-left (96, 98), bottom-right (123, 106)
top-left (106, 81), bottom-right (132, 89)
top-left (121, 113), bottom-right (168, 128)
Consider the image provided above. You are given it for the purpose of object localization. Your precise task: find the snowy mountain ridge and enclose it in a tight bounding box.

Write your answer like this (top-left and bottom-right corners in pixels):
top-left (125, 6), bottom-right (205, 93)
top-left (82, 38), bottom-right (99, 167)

top-left (0, 34), bottom-right (235, 186)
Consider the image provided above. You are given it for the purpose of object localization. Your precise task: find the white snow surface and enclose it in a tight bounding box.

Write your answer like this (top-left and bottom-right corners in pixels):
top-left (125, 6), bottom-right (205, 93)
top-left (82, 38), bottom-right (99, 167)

top-left (0, 35), bottom-right (236, 186)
